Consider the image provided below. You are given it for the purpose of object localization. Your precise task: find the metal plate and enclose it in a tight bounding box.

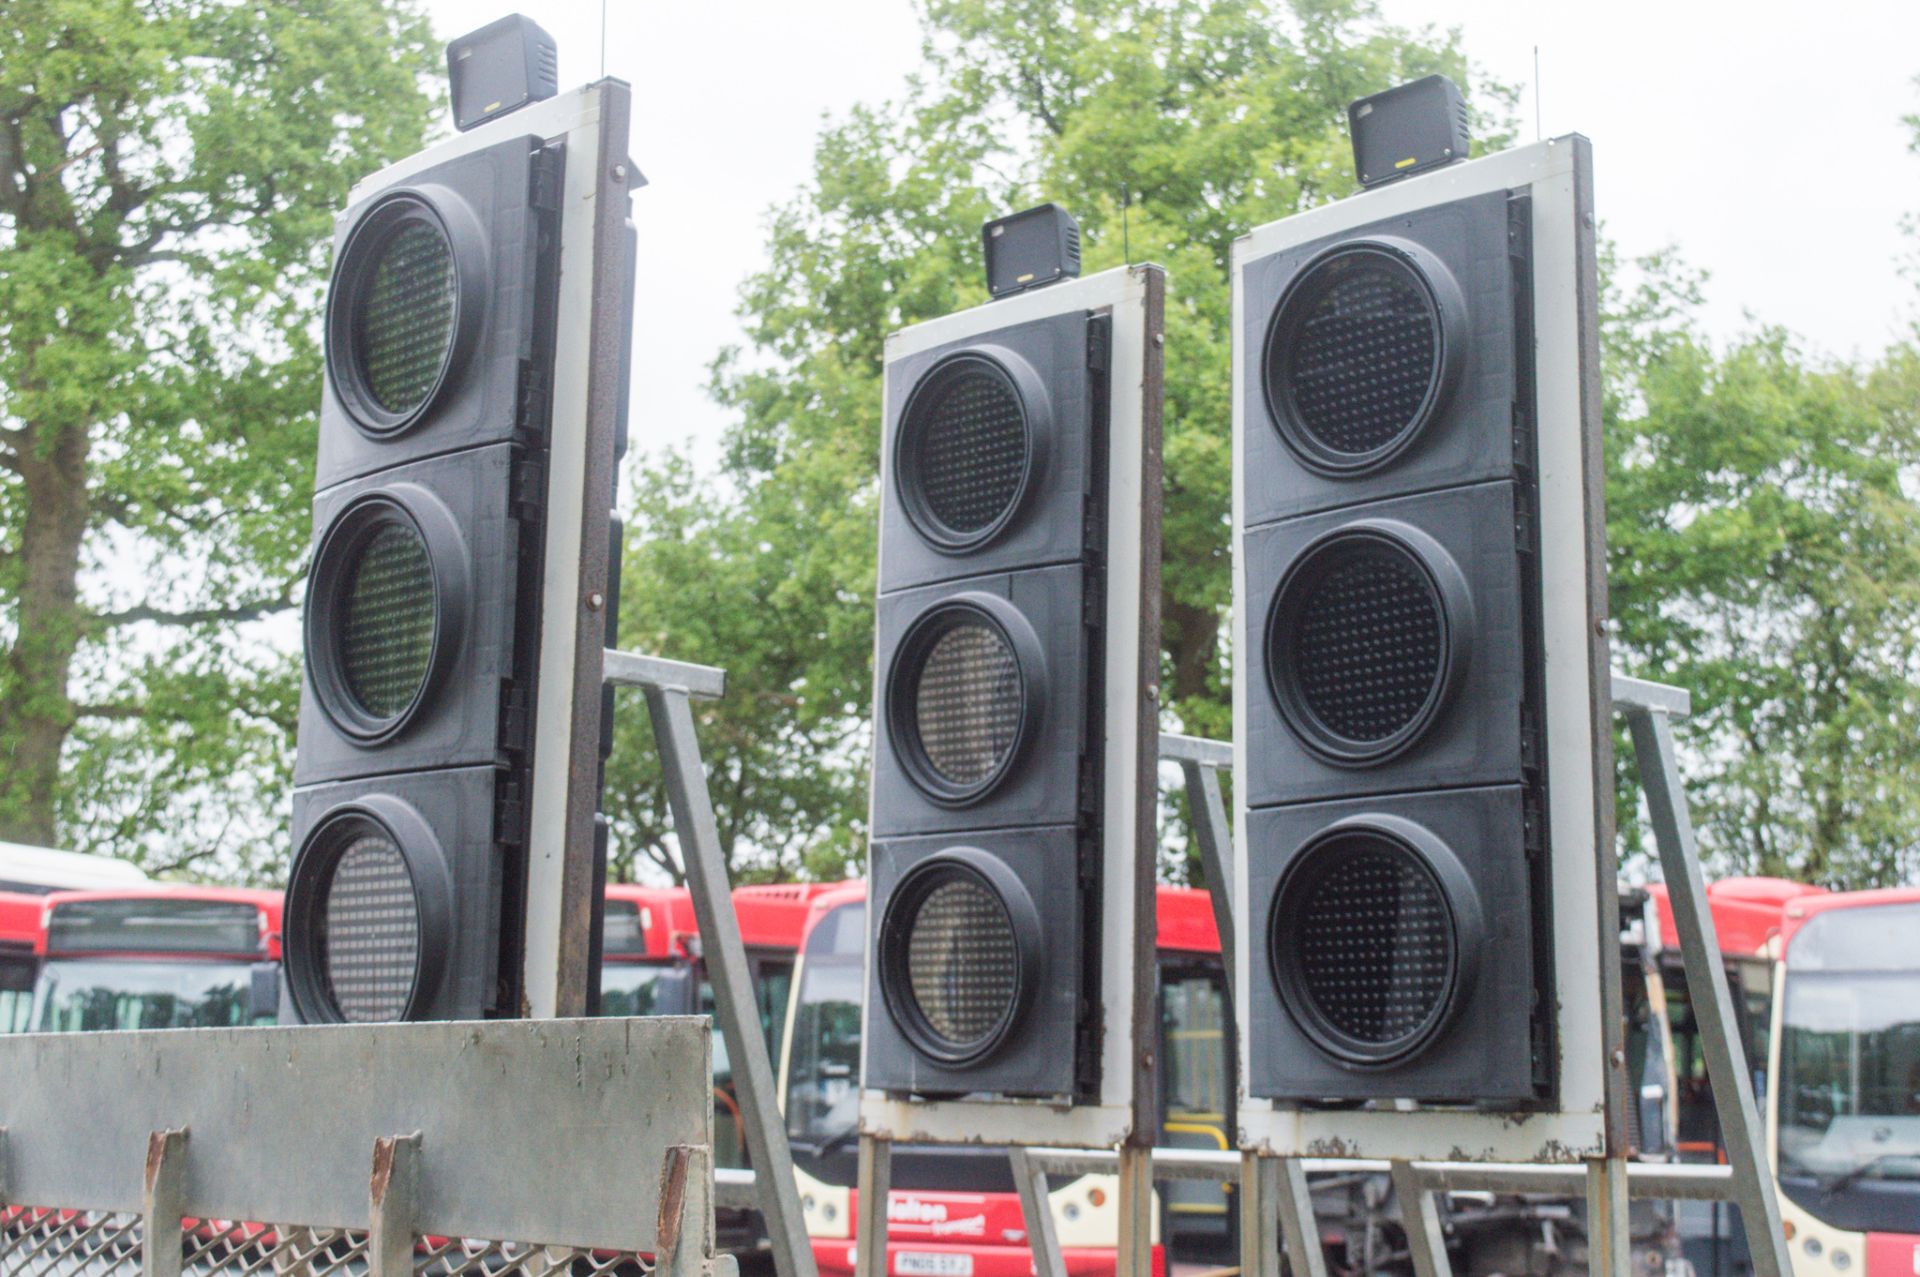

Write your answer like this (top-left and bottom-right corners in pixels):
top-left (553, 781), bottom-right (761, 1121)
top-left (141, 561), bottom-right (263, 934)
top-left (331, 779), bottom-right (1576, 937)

top-left (0, 1016), bottom-right (711, 1253)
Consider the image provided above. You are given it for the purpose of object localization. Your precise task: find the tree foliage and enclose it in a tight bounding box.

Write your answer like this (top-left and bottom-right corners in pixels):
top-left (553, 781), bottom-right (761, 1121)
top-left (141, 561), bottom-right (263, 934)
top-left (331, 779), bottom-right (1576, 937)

top-left (1603, 250), bottom-right (1920, 886)
top-left (611, 0), bottom-right (1502, 881)
top-left (0, 0), bottom-right (437, 876)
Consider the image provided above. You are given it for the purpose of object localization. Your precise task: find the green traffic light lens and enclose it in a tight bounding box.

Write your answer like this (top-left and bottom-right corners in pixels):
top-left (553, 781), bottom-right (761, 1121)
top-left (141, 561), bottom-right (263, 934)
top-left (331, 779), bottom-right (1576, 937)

top-left (355, 220), bottom-right (458, 416)
top-left (318, 827), bottom-right (422, 1023)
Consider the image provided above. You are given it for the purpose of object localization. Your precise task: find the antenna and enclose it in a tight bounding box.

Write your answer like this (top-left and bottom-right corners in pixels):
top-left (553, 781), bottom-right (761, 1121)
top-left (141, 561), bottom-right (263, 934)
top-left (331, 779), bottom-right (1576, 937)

top-left (1528, 46), bottom-right (1543, 142)
top-left (600, 0), bottom-right (608, 78)
top-left (1122, 182), bottom-right (1131, 264)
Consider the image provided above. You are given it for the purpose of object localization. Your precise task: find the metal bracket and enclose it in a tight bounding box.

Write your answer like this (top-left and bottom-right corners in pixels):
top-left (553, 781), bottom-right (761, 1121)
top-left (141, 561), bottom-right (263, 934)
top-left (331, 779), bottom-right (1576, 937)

top-left (143, 1127), bottom-right (189, 1277)
top-left (1011, 1149), bottom-right (1068, 1277)
top-left (854, 1133), bottom-right (892, 1277)
top-left (605, 648), bottom-right (814, 1277)
top-left (1615, 673), bottom-right (1791, 1277)
top-left (1390, 1160), bottom-right (1449, 1277)
top-left (369, 1132), bottom-right (421, 1277)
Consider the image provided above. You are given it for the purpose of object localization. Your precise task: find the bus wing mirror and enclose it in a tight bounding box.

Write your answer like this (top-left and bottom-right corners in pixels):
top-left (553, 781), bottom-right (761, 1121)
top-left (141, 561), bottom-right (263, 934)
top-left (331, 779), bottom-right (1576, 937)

top-left (250, 961), bottom-right (281, 1024)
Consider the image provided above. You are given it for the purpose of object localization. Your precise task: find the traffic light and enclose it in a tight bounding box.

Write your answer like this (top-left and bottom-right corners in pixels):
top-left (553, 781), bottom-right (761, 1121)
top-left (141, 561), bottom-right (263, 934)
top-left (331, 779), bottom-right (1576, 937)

top-left (863, 226), bottom-right (1163, 1110)
top-left (1233, 132), bottom-right (1612, 1112)
top-left (284, 49), bottom-right (634, 1023)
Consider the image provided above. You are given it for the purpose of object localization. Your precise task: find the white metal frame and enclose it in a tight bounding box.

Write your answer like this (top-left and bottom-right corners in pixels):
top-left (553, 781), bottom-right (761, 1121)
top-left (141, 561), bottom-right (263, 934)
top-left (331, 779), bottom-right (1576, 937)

top-left (859, 263), bottom-right (1160, 1150)
top-left (347, 84), bottom-right (625, 1021)
top-left (1230, 137), bottom-right (1612, 1162)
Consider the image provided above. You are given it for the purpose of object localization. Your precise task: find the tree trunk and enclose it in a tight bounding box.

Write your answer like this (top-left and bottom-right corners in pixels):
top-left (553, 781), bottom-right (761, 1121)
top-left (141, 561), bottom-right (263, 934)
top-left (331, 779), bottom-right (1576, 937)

top-left (1163, 594), bottom-right (1222, 717)
top-left (0, 420), bottom-right (90, 847)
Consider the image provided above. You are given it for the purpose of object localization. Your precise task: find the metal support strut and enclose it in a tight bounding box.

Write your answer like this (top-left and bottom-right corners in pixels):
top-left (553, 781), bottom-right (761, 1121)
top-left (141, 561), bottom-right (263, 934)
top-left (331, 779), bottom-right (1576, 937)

top-left (607, 649), bottom-right (818, 1277)
top-left (1614, 674), bottom-right (1791, 1277)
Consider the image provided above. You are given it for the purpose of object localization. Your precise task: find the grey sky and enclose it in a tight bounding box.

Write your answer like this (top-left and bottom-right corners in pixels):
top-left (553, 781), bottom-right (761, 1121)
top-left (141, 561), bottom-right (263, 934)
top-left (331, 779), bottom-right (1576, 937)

top-left (424, 0), bottom-right (1920, 473)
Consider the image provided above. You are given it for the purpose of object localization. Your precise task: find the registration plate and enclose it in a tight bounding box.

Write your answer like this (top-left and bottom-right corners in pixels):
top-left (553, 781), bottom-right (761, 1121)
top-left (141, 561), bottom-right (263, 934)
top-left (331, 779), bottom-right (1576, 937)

top-left (896, 1252), bottom-right (974, 1277)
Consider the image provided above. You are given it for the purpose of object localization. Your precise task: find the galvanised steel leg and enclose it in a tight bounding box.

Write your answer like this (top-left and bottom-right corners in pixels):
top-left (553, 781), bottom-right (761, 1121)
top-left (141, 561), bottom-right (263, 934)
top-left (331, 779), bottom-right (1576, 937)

top-left (1178, 756), bottom-right (1235, 1002)
top-left (1388, 1162), bottom-right (1448, 1277)
top-left (1117, 1143), bottom-right (1154, 1277)
top-left (1626, 704), bottom-right (1790, 1277)
top-left (1585, 1155), bottom-right (1630, 1277)
top-left (1011, 1148), bottom-right (1068, 1277)
top-left (1239, 1152), bottom-right (1282, 1277)
top-left (1277, 1157), bottom-right (1327, 1277)
top-left (647, 681), bottom-right (818, 1277)
top-left (855, 1134), bottom-right (892, 1277)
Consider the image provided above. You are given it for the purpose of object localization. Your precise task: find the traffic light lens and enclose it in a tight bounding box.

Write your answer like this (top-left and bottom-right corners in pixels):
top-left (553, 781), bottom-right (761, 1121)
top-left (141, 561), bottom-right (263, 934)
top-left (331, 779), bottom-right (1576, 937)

top-left (1272, 830), bottom-right (1456, 1061)
top-left (339, 522), bottom-right (437, 718)
top-left (1265, 247), bottom-right (1448, 473)
top-left (905, 874), bottom-right (1020, 1053)
top-left (355, 220), bottom-right (458, 415)
top-left (897, 356), bottom-right (1034, 548)
top-left (914, 622), bottom-right (1022, 787)
top-left (318, 830), bottom-right (421, 1022)
top-left (1268, 530), bottom-right (1455, 763)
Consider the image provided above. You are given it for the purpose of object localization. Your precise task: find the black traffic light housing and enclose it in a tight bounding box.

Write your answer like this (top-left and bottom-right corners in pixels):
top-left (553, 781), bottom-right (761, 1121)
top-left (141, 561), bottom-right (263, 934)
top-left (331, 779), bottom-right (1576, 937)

top-left (1235, 159), bottom-right (1573, 1106)
top-left (863, 240), bottom-right (1164, 1119)
top-left (865, 308), bottom-right (1109, 1101)
top-left (287, 68), bottom-right (634, 1026)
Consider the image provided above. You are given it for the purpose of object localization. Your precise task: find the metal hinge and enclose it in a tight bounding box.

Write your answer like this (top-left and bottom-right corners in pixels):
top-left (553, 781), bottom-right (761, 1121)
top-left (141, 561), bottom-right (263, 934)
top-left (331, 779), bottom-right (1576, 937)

top-left (1082, 492), bottom-right (1105, 554)
top-left (1522, 792), bottom-right (1545, 855)
top-left (509, 455), bottom-right (546, 522)
top-left (516, 359), bottom-right (552, 438)
top-left (494, 776), bottom-right (527, 843)
top-left (1082, 575), bottom-right (1105, 625)
top-left (499, 679), bottom-right (531, 753)
top-left (1513, 490), bottom-right (1536, 556)
top-left (1512, 402), bottom-right (1535, 473)
top-left (530, 143), bottom-right (565, 212)
top-left (1086, 314), bottom-right (1111, 374)
top-left (1520, 706), bottom-right (1543, 773)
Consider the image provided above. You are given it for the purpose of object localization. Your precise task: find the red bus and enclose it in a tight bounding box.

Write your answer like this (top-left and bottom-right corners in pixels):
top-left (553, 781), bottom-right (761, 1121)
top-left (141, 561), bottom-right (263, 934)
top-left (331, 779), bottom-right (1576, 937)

top-left (1768, 887), bottom-right (1920, 1277)
top-left (601, 881), bottom-right (833, 1254)
top-left (1, 891), bottom-right (43, 1031)
top-left (776, 880), bottom-right (1228, 1277)
top-left (29, 886), bottom-right (284, 1031)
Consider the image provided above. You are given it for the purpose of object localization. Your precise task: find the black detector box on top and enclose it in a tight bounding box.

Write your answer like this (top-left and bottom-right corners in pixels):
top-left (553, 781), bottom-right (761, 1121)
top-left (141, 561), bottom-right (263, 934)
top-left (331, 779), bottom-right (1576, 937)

top-left (1349, 75), bottom-right (1470, 188)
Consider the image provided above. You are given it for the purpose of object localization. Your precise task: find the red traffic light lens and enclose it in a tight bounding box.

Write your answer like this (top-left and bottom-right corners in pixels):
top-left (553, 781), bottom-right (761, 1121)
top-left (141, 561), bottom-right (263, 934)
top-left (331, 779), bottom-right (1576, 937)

top-left (355, 220), bottom-right (458, 416)
top-left (895, 354), bottom-right (1037, 551)
top-left (1263, 241), bottom-right (1462, 476)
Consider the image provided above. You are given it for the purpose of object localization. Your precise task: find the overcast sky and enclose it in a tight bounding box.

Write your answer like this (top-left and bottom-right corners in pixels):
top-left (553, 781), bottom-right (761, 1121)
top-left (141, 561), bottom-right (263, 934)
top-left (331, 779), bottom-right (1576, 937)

top-left (422, 0), bottom-right (1920, 475)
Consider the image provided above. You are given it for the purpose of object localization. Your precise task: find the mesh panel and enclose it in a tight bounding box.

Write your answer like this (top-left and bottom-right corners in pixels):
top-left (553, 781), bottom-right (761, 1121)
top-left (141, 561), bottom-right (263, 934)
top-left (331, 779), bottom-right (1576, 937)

top-left (912, 621), bottom-right (1021, 786)
top-left (339, 522), bottom-right (436, 719)
top-left (909, 367), bottom-right (1028, 536)
top-left (1284, 836), bottom-right (1453, 1048)
top-left (905, 876), bottom-right (1018, 1049)
top-left (1280, 540), bottom-right (1442, 745)
top-left (320, 832), bottom-right (420, 1022)
top-left (357, 220), bottom-right (457, 415)
top-left (1277, 254), bottom-right (1437, 458)
top-left (0, 1213), bottom-right (652, 1277)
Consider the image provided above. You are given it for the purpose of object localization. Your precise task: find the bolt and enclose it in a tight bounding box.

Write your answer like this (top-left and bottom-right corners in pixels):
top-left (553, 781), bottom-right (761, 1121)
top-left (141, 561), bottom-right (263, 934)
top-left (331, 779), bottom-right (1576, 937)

top-left (612, 164), bottom-right (627, 181)
top-left (1611, 1048), bottom-right (1626, 1067)
top-left (586, 591), bottom-right (605, 612)
top-left (1594, 617), bottom-right (1607, 637)
top-left (1153, 332), bottom-right (1165, 347)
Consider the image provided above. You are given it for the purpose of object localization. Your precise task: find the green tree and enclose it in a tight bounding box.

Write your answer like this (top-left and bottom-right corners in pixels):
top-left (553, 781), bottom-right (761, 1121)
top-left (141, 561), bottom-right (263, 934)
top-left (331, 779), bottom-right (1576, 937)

top-left (1604, 248), bottom-right (1920, 887)
top-left (612, 0), bottom-right (1505, 881)
top-left (0, 0), bottom-right (438, 875)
